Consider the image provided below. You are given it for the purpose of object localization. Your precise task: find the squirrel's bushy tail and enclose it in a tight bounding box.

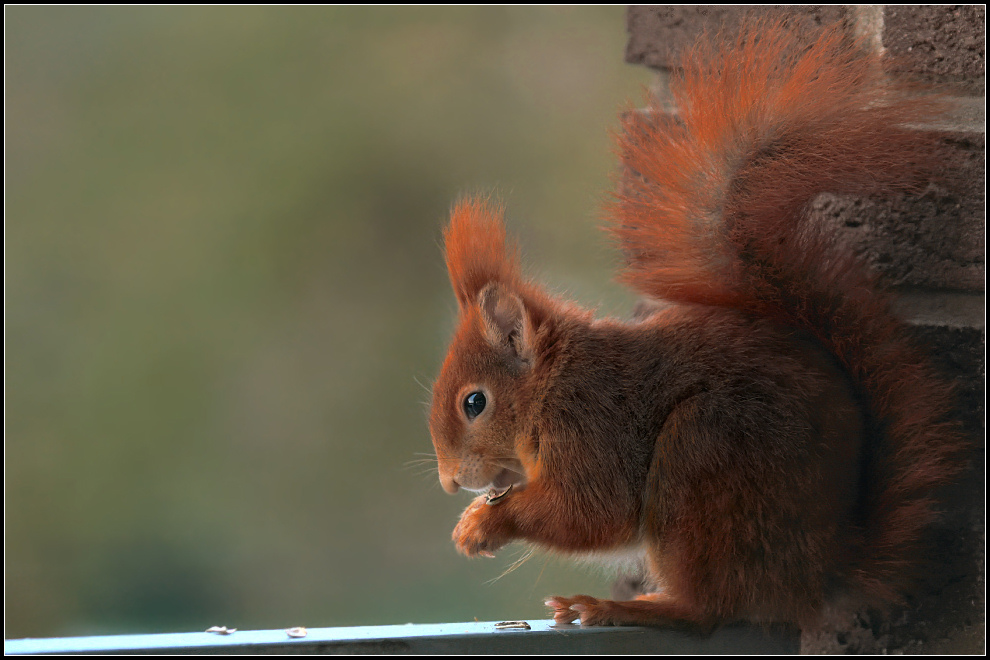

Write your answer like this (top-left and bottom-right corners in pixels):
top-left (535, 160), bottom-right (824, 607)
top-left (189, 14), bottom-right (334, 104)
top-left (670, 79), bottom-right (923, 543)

top-left (610, 21), bottom-right (962, 604)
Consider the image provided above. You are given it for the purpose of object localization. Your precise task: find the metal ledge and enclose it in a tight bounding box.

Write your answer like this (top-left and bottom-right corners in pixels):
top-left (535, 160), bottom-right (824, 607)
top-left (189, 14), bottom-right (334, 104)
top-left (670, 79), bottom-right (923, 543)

top-left (5, 619), bottom-right (800, 655)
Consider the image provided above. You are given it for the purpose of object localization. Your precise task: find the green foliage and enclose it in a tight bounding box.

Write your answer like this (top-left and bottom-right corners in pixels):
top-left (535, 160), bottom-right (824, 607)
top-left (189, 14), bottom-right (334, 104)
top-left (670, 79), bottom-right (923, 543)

top-left (5, 6), bottom-right (648, 636)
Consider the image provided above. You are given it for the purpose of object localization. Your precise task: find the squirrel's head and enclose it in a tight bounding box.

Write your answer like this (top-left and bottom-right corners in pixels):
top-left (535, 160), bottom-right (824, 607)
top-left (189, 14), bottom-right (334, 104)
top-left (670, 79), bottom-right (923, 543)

top-left (429, 199), bottom-right (543, 495)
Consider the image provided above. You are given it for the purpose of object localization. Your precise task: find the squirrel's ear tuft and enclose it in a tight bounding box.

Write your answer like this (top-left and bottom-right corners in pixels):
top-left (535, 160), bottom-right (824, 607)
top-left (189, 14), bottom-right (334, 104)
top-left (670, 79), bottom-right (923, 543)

top-left (478, 283), bottom-right (534, 364)
top-left (444, 197), bottom-right (522, 310)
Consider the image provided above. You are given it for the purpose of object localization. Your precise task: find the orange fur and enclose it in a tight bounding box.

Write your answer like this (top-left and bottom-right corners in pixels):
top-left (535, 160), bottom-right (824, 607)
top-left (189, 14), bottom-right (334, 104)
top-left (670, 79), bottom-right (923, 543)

top-left (429, 20), bottom-right (962, 629)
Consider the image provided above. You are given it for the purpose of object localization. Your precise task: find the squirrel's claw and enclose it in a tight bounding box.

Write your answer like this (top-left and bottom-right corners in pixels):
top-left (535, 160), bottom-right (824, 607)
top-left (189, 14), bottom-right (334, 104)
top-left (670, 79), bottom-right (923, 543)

top-left (546, 595), bottom-right (608, 626)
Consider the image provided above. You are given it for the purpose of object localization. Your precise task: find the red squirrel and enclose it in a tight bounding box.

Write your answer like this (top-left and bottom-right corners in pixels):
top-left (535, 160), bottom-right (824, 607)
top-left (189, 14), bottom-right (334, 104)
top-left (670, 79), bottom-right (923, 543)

top-left (428, 21), bottom-right (962, 629)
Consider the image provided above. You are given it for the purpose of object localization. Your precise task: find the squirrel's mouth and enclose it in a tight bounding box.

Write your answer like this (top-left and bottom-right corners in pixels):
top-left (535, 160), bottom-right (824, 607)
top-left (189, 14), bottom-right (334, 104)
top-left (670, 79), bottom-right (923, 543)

top-left (482, 463), bottom-right (526, 503)
top-left (458, 461), bottom-right (526, 496)
top-left (492, 463), bottom-right (524, 488)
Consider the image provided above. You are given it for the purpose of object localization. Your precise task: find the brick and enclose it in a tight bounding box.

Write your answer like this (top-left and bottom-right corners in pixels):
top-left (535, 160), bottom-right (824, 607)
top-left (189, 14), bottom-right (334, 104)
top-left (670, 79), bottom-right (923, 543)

top-left (895, 290), bottom-right (986, 329)
top-left (625, 5), bottom-right (851, 69)
top-left (811, 131), bottom-right (985, 293)
top-left (907, 313), bottom-right (986, 440)
top-left (931, 95), bottom-right (985, 134)
top-left (883, 5), bottom-right (986, 88)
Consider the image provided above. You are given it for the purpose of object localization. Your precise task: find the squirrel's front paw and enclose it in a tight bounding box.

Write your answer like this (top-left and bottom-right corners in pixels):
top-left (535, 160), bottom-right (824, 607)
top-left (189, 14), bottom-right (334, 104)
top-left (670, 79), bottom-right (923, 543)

top-left (452, 495), bottom-right (507, 558)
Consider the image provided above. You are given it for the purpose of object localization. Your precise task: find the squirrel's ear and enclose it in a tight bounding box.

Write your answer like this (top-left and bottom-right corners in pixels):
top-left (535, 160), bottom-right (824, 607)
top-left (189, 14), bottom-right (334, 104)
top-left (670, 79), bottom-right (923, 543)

top-left (478, 283), bottom-right (534, 364)
top-left (444, 197), bottom-right (521, 310)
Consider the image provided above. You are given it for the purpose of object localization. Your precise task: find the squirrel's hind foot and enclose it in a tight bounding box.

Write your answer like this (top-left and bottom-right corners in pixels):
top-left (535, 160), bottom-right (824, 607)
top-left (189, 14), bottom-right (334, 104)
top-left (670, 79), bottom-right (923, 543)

top-left (546, 593), bottom-right (712, 630)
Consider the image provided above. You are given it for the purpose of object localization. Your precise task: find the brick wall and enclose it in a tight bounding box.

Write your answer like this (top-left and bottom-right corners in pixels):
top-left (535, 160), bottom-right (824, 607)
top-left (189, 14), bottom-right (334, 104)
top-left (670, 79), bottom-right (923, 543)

top-left (624, 6), bottom-right (985, 654)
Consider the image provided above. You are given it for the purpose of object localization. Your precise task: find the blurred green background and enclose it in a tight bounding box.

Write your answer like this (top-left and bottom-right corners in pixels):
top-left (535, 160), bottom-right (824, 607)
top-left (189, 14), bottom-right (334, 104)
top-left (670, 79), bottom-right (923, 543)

top-left (6, 6), bottom-right (649, 638)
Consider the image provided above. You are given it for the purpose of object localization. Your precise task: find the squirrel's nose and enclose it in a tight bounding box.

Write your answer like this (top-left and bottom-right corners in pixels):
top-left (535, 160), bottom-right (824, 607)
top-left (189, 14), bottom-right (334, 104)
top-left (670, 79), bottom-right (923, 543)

top-left (440, 474), bottom-right (460, 494)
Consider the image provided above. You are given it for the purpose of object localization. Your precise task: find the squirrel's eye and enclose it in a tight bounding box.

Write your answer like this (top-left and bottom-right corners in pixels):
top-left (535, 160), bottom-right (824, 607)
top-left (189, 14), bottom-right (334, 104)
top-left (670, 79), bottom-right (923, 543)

top-left (463, 391), bottom-right (487, 420)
